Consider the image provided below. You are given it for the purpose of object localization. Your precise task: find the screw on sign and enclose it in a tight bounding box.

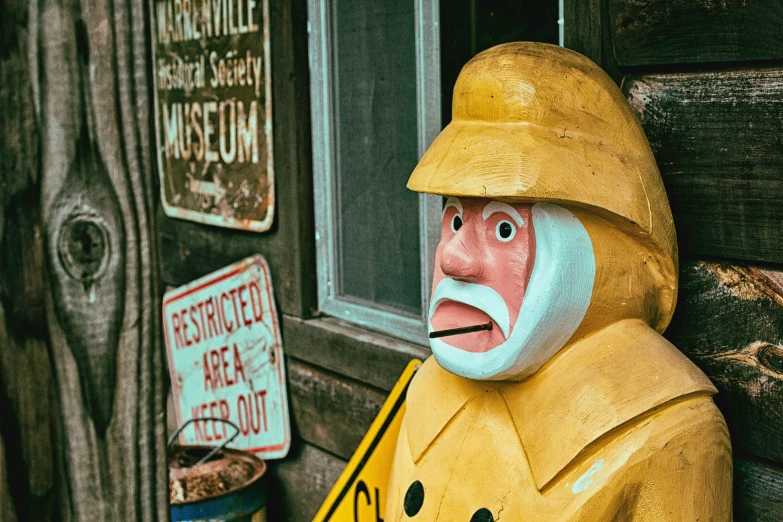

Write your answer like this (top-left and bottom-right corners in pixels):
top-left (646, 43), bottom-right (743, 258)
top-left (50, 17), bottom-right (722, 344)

top-left (163, 255), bottom-right (290, 460)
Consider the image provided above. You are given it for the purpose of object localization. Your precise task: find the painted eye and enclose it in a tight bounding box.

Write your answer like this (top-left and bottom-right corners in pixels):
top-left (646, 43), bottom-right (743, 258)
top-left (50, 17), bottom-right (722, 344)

top-left (451, 214), bottom-right (463, 233)
top-left (496, 220), bottom-right (515, 242)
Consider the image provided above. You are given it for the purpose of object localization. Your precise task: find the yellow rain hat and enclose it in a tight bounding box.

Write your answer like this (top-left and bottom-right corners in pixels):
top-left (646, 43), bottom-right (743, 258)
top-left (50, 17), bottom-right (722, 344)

top-left (408, 42), bottom-right (675, 270)
top-left (409, 42), bottom-right (678, 331)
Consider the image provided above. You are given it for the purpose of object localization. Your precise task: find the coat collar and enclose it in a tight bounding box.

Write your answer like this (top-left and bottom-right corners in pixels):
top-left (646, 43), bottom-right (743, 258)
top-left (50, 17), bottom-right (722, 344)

top-left (405, 319), bottom-right (717, 491)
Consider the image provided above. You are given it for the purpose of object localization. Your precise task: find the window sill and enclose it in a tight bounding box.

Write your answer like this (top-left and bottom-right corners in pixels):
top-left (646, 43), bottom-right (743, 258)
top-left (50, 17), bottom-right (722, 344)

top-left (281, 314), bottom-right (430, 391)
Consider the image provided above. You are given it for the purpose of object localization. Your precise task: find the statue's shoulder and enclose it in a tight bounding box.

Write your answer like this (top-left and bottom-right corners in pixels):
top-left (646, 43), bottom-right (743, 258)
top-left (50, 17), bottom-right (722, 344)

top-left (500, 319), bottom-right (721, 489)
top-left (399, 323), bottom-right (723, 488)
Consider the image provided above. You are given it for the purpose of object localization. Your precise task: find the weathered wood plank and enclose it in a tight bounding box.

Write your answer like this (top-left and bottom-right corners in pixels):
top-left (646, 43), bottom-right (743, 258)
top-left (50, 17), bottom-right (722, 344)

top-left (0, 191), bottom-right (58, 522)
top-left (0, 4), bottom-right (59, 521)
top-left (266, 442), bottom-right (346, 522)
top-left (609, 0), bottom-right (783, 67)
top-left (158, 0), bottom-right (316, 319)
top-left (283, 315), bottom-right (429, 392)
top-left (735, 456), bottom-right (783, 521)
top-left (563, 0), bottom-right (621, 83)
top-left (32, 0), bottom-right (167, 517)
top-left (564, 0), bottom-right (602, 64)
top-left (268, 0), bottom-right (316, 316)
top-left (667, 261), bottom-right (783, 465)
top-left (288, 357), bottom-right (387, 460)
top-left (440, 0), bottom-right (559, 121)
top-left (624, 70), bottom-right (783, 263)
top-left (159, 209), bottom-right (315, 318)
top-left (0, 439), bottom-right (15, 522)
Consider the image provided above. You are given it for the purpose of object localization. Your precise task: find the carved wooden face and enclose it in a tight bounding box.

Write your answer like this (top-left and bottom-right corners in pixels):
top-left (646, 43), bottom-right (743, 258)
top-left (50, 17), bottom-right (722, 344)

top-left (430, 197), bottom-right (536, 353)
top-left (428, 199), bottom-right (596, 380)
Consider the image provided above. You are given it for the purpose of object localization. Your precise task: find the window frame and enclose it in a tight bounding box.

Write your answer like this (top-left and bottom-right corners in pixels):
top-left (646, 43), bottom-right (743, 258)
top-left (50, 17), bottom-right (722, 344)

top-left (308, 0), bottom-right (442, 345)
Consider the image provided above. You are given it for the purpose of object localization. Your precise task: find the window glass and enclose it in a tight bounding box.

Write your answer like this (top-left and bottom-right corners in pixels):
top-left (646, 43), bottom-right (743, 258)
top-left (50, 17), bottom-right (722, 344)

top-left (331, 0), bottom-right (422, 316)
top-left (309, 0), bottom-right (559, 342)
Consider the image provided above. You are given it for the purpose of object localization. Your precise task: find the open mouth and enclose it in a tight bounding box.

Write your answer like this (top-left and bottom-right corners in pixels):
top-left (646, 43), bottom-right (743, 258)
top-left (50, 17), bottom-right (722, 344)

top-left (429, 300), bottom-right (508, 353)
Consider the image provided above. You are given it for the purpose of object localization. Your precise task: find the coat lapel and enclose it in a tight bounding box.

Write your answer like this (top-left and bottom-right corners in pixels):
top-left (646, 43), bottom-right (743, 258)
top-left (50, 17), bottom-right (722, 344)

top-left (501, 319), bottom-right (717, 490)
top-left (404, 356), bottom-right (494, 463)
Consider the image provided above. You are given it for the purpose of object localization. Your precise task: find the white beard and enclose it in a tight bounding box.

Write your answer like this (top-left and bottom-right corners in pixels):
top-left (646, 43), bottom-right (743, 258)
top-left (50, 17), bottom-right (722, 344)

top-left (428, 203), bottom-right (596, 380)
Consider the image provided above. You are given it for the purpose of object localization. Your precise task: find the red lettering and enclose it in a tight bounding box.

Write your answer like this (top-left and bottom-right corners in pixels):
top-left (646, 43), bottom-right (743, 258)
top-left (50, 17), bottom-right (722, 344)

top-left (190, 305), bottom-right (201, 343)
top-left (215, 296), bottom-right (225, 335)
top-left (203, 346), bottom-right (246, 391)
top-left (203, 351), bottom-right (214, 391)
top-left (205, 297), bottom-right (220, 337)
top-left (172, 312), bottom-right (185, 349)
top-left (220, 292), bottom-right (234, 332)
top-left (181, 308), bottom-right (192, 346)
top-left (209, 401), bottom-right (222, 440)
top-left (197, 301), bottom-right (207, 341)
top-left (200, 403), bottom-right (212, 441)
top-left (209, 349), bottom-right (224, 388)
top-left (229, 288), bottom-right (241, 329)
top-left (221, 345), bottom-right (233, 386)
top-left (218, 399), bottom-right (230, 439)
top-left (233, 343), bottom-right (246, 384)
top-left (236, 390), bottom-right (268, 436)
top-left (237, 394), bottom-right (248, 435)
top-left (249, 281), bottom-right (264, 322)
top-left (190, 400), bottom-right (231, 441)
top-left (238, 284), bottom-right (252, 327)
top-left (191, 406), bottom-right (206, 442)
top-left (249, 392), bottom-right (261, 434)
top-left (256, 390), bottom-right (268, 432)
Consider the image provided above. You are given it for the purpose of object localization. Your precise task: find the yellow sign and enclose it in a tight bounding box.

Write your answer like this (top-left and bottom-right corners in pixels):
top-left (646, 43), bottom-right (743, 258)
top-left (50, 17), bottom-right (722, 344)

top-left (313, 359), bottom-right (421, 522)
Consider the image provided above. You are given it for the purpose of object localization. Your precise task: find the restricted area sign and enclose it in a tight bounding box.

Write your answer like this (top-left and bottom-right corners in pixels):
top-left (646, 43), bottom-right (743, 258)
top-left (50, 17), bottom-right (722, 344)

top-left (313, 360), bottom-right (421, 522)
top-left (163, 255), bottom-right (290, 459)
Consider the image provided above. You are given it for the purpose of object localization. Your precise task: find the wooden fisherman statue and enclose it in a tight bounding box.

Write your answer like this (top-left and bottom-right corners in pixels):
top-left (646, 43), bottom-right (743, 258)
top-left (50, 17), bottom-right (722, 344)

top-left (385, 43), bottom-right (732, 521)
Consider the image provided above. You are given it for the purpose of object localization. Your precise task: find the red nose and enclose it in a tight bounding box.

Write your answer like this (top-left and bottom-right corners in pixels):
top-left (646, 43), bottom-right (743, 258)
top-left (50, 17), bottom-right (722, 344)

top-left (440, 237), bottom-right (481, 280)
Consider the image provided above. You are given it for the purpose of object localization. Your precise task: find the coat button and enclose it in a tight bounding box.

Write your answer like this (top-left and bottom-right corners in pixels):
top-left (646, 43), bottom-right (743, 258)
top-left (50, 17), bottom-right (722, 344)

top-left (404, 480), bottom-right (424, 517)
top-left (470, 508), bottom-right (494, 522)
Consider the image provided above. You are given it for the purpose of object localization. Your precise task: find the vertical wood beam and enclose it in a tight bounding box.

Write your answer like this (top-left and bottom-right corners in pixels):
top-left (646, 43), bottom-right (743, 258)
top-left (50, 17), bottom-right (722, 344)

top-left (0, 1), bottom-right (59, 520)
top-left (0, 0), bottom-right (166, 518)
top-left (563, 0), bottom-right (621, 83)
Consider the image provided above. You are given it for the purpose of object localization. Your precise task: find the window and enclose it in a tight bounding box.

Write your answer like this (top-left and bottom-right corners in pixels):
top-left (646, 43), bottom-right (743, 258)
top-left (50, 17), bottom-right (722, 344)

top-left (308, 0), bottom-right (561, 345)
top-left (308, 0), bottom-right (441, 344)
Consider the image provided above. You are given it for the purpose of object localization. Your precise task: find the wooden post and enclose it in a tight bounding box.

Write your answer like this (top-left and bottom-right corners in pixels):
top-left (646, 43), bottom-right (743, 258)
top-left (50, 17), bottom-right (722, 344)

top-left (0, 0), bottom-right (167, 518)
top-left (563, 0), bottom-right (621, 83)
top-left (1, 2), bottom-right (61, 521)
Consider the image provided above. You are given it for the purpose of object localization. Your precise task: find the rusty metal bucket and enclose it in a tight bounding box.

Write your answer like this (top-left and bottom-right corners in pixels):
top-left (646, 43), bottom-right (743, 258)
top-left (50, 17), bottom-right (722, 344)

top-left (169, 419), bottom-right (267, 521)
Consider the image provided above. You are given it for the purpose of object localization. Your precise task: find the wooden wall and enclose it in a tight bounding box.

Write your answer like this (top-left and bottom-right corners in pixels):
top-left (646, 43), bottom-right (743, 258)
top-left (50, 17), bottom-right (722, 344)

top-left (0, 0), bottom-right (167, 518)
top-left (566, 1), bottom-right (783, 519)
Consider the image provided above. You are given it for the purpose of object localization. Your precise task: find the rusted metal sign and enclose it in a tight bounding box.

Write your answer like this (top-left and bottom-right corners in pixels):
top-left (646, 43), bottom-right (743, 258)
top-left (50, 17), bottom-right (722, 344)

top-left (163, 256), bottom-right (290, 459)
top-left (151, 0), bottom-right (275, 231)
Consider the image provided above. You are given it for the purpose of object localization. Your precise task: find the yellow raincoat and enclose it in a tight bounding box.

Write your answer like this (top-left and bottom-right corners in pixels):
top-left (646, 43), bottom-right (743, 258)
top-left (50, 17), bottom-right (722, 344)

top-left (386, 323), bottom-right (732, 521)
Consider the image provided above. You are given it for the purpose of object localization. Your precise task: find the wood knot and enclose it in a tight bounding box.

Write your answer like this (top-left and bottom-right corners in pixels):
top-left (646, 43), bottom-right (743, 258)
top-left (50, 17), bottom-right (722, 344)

top-left (56, 213), bottom-right (110, 288)
top-left (758, 343), bottom-right (783, 375)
